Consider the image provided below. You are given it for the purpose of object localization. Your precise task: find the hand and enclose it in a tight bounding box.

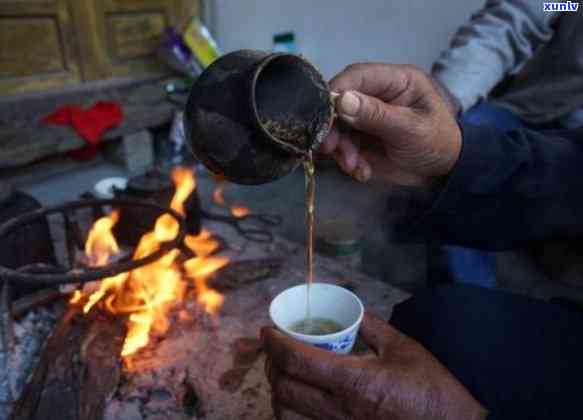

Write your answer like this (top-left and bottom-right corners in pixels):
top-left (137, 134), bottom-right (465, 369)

top-left (262, 311), bottom-right (487, 420)
top-left (431, 77), bottom-right (462, 117)
top-left (322, 63), bottom-right (462, 187)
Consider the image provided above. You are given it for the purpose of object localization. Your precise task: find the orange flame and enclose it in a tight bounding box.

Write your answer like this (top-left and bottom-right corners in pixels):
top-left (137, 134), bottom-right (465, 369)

top-left (69, 290), bottom-right (83, 304)
top-left (85, 211), bottom-right (120, 266)
top-left (184, 229), bottom-right (220, 258)
top-left (213, 180), bottom-right (252, 220)
top-left (231, 205), bottom-right (250, 218)
top-left (170, 167), bottom-right (196, 216)
top-left (196, 282), bottom-right (224, 315)
top-left (184, 255), bottom-right (228, 314)
top-left (74, 167), bottom-right (228, 360)
top-left (213, 185), bottom-right (226, 206)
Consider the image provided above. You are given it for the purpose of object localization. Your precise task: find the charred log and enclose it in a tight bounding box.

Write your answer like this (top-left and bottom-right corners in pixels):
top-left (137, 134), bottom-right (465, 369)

top-left (11, 289), bottom-right (63, 319)
top-left (10, 306), bottom-right (126, 420)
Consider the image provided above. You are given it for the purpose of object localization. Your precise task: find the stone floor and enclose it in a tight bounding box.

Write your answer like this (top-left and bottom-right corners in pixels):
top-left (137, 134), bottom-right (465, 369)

top-left (10, 154), bottom-right (583, 304)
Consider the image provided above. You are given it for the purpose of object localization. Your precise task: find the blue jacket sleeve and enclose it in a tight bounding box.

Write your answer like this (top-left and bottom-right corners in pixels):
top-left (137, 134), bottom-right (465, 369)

top-left (416, 123), bottom-right (583, 250)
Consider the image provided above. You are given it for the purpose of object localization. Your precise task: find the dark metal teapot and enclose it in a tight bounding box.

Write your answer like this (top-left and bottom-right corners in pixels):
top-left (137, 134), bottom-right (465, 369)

top-left (183, 50), bottom-right (334, 185)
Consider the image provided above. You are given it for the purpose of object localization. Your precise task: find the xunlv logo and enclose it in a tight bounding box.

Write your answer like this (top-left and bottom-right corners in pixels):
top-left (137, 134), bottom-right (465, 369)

top-left (544, 1), bottom-right (579, 11)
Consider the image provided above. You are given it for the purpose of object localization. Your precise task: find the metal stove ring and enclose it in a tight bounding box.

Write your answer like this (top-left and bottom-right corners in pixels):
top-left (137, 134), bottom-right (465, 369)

top-left (0, 199), bottom-right (187, 286)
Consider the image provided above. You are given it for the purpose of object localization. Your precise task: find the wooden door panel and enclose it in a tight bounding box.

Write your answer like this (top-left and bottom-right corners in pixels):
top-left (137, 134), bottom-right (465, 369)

top-left (104, 0), bottom-right (177, 12)
top-left (75, 0), bottom-right (198, 81)
top-left (108, 12), bottom-right (168, 61)
top-left (0, 18), bottom-right (64, 77)
top-left (0, 0), bottom-right (81, 94)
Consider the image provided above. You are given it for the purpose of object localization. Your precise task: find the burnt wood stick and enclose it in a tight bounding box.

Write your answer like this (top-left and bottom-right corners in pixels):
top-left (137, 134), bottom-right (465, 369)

top-left (63, 211), bottom-right (80, 270)
top-left (1, 281), bottom-right (14, 354)
top-left (9, 265), bottom-right (66, 319)
top-left (210, 258), bottom-right (283, 292)
top-left (11, 288), bottom-right (63, 319)
top-left (0, 280), bottom-right (15, 402)
top-left (10, 306), bottom-right (126, 420)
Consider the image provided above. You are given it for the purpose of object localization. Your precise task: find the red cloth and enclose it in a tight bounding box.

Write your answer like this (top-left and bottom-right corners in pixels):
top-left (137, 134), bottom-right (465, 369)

top-left (42, 101), bottom-right (123, 159)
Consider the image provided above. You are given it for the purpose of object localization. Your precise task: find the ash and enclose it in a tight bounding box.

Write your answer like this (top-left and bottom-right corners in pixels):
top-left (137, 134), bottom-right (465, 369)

top-left (0, 307), bottom-right (57, 419)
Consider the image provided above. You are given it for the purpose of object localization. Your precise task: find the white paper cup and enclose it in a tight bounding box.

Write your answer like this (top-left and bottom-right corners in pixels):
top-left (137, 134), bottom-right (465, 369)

top-left (269, 283), bottom-right (364, 354)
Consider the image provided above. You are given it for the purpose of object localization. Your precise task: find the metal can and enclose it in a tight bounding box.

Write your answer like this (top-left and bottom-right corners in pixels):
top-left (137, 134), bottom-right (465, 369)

top-left (316, 219), bottom-right (362, 272)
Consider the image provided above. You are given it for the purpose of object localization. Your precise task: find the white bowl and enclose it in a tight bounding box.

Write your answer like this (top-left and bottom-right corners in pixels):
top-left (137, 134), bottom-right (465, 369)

top-left (269, 283), bottom-right (364, 354)
top-left (93, 177), bottom-right (128, 199)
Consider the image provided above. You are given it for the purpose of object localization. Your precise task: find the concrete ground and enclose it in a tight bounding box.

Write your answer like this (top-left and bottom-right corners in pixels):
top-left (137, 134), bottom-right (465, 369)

top-left (10, 154), bottom-right (583, 304)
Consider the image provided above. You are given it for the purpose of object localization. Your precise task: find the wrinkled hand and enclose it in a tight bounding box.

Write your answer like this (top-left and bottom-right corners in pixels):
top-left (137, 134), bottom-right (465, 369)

top-left (262, 312), bottom-right (487, 420)
top-left (323, 63), bottom-right (462, 187)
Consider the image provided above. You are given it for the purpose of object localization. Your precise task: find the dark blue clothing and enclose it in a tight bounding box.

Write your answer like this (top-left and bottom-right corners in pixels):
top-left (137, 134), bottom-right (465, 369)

top-left (391, 284), bottom-right (583, 420)
top-left (417, 123), bottom-right (583, 249)
top-left (463, 101), bottom-right (528, 130)
top-left (395, 123), bottom-right (583, 419)
top-left (428, 102), bottom-right (527, 288)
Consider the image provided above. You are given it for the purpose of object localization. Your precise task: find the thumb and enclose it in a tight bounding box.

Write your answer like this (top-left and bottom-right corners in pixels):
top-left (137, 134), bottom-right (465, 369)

top-left (336, 90), bottom-right (413, 142)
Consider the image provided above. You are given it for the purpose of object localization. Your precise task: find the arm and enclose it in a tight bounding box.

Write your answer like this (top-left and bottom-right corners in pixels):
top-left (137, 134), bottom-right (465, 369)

top-left (322, 64), bottom-right (583, 250)
top-left (432, 0), bottom-right (557, 112)
top-left (417, 124), bottom-right (583, 250)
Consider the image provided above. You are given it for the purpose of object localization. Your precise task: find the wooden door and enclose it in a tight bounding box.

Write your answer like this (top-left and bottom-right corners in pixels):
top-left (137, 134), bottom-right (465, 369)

top-left (73, 0), bottom-right (198, 81)
top-left (0, 0), bottom-right (82, 94)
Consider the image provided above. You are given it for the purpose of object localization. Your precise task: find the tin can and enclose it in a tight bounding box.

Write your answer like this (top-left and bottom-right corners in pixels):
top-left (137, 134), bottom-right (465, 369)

top-left (317, 219), bottom-right (362, 272)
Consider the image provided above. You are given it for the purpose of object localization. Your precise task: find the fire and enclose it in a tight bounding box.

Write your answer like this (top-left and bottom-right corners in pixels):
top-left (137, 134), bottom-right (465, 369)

top-left (196, 283), bottom-right (224, 315)
top-left (184, 229), bottom-right (220, 257)
top-left (231, 205), bottom-right (250, 218)
top-left (184, 230), bottom-right (227, 314)
top-left (184, 255), bottom-right (228, 314)
top-left (85, 211), bottom-right (120, 266)
top-left (184, 255), bottom-right (229, 279)
top-left (72, 167), bottom-right (228, 361)
top-left (170, 167), bottom-right (196, 216)
top-left (213, 185), bottom-right (226, 206)
top-left (69, 290), bottom-right (83, 304)
top-left (212, 181), bottom-right (251, 219)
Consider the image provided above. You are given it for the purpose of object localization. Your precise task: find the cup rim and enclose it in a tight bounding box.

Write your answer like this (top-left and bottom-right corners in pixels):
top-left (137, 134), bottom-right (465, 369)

top-left (269, 282), bottom-right (364, 341)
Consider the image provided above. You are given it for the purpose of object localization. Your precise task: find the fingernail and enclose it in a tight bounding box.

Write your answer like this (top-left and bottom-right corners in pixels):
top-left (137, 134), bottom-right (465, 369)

top-left (354, 165), bottom-right (369, 182)
top-left (339, 91), bottom-right (360, 116)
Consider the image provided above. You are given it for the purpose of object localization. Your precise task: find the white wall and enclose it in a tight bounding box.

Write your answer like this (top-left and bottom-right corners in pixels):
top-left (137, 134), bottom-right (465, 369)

top-left (207, 0), bottom-right (484, 79)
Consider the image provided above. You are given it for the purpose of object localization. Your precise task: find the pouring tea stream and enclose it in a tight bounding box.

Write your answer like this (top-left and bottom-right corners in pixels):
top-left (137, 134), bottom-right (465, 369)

top-left (184, 49), bottom-right (338, 335)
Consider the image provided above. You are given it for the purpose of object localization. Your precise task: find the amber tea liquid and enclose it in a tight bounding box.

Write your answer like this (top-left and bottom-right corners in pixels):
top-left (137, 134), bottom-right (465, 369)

top-left (290, 317), bottom-right (343, 335)
top-left (304, 152), bottom-right (316, 330)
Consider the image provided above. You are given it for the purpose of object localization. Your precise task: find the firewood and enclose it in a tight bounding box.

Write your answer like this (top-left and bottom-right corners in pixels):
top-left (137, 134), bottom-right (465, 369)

top-left (11, 289), bottom-right (63, 319)
top-left (10, 306), bottom-right (126, 420)
top-left (210, 258), bottom-right (283, 292)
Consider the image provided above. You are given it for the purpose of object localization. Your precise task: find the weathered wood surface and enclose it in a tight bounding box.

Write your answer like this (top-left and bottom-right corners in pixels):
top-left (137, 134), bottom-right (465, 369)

top-left (72, 0), bottom-right (198, 82)
top-left (107, 222), bottom-right (411, 420)
top-left (0, 80), bottom-right (179, 169)
top-left (0, 0), bottom-right (198, 95)
top-left (0, 0), bottom-right (82, 94)
top-left (11, 307), bottom-right (126, 420)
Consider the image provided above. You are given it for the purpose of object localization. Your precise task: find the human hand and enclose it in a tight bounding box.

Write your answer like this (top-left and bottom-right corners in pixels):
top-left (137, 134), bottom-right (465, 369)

top-left (431, 77), bottom-right (462, 117)
top-left (262, 311), bottom-right (487, 420)
top-left (322, 63), bottom-right (462, 187)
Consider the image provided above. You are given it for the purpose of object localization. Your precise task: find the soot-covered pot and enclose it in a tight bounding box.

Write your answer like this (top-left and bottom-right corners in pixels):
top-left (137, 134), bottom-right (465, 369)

top-left (184, 49), bottom-right (335, 185)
